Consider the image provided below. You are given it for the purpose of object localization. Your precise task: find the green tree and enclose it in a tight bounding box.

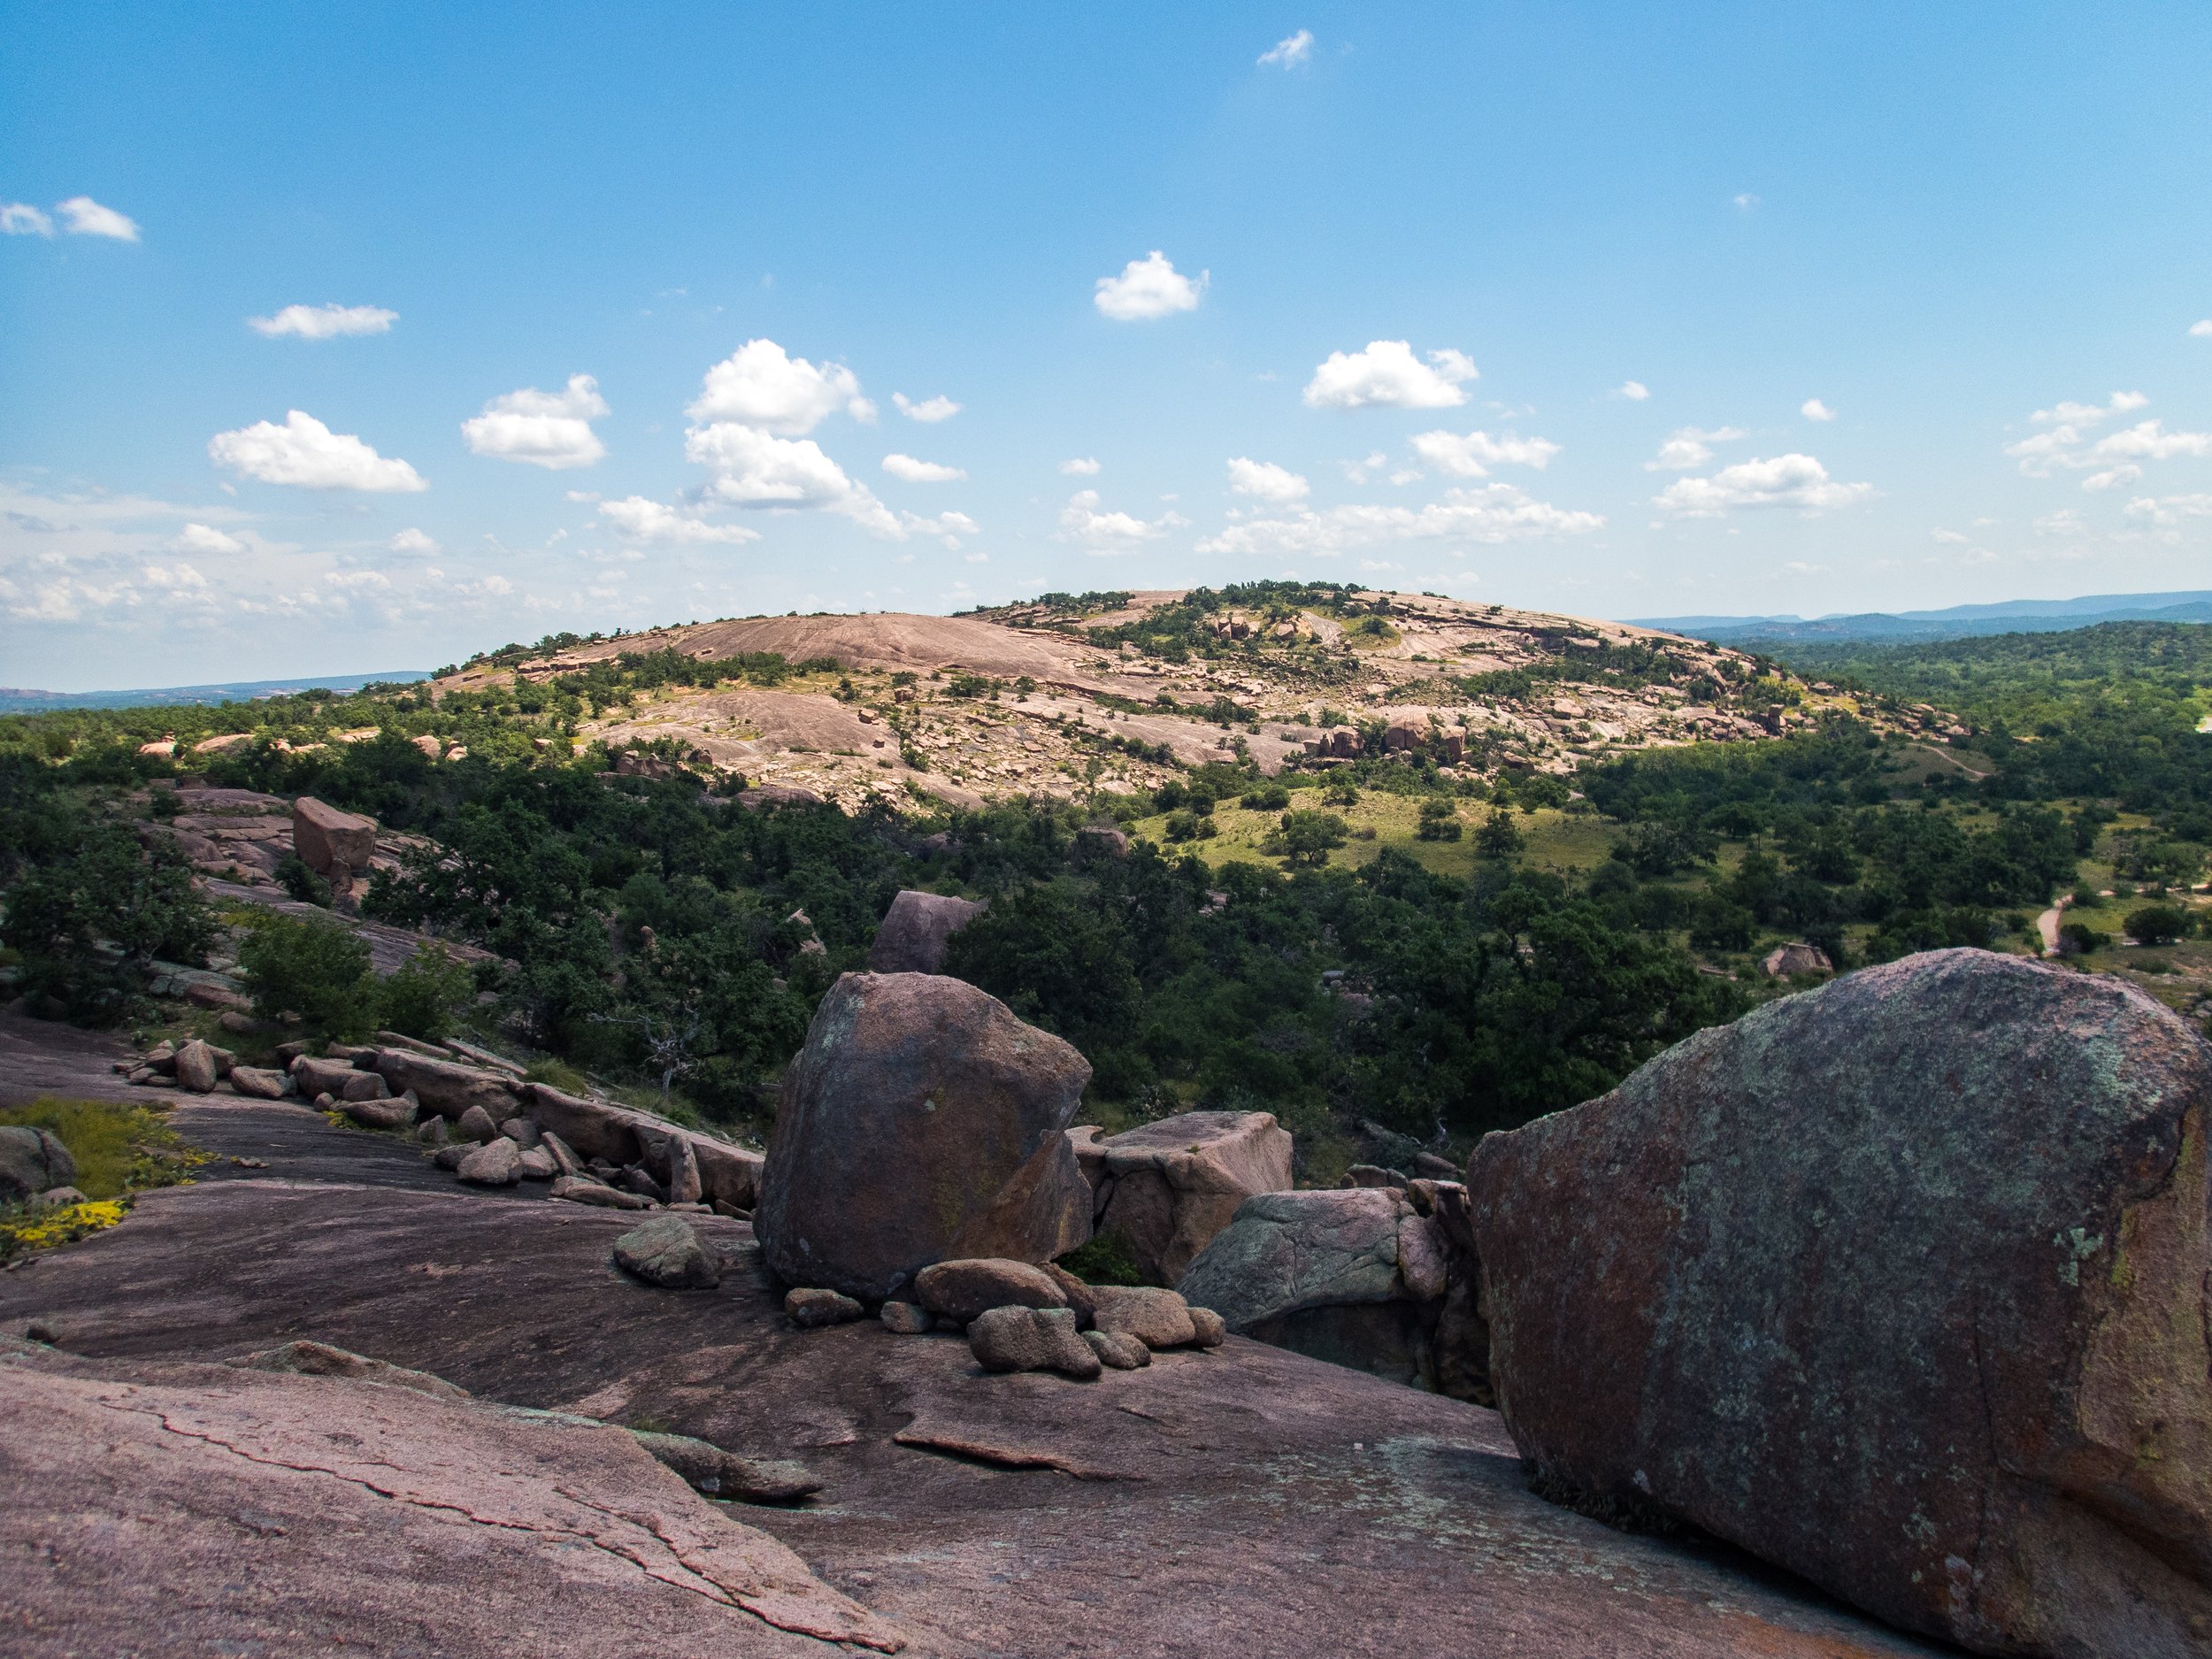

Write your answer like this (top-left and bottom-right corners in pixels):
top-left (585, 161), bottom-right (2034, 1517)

top-left (238, 910), bottom-right (378, 1041)
top-left (2124, 904), bottom-right (2191, 946)
top-left (1277, 810), bottom-right (1349, 867)
top-left (377, 941), bottom-right (476, 1040)
top-left (0, 818), bottom-right (214, 1021)
top-left (1475, 809), bottom-right (1525, 858)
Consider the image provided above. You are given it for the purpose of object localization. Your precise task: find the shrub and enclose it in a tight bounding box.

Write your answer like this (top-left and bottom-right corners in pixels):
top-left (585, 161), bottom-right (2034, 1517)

top-left (1416, 799), bottom-right (1462, 841)
top-left (1164, 810), bottom-right (1215, 842)
top-left (378, 941), bottom-right (475, 1040)
top-left (0, 820), bottom-right (214, 1022)
top-left (2058, 920), bottom-right (2099, 956)
top-left (1276, 810), bottom-right (1348, 867)
top-left (2124, 904), bottom-right (2191, 946)
top-left (275, 855), bottom-right (333, 907)
top-left (1057, 1229), bottom-right (1145, 1286)
top-left (237, 910), bottom-right (378, 1040)
top-left (1240, 783), bottom-right (1291, 811)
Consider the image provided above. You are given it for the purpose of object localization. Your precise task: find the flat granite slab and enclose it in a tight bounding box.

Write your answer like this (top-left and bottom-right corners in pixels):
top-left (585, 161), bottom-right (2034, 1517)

top-left (0, 1110), bottom-right (1947, 1659)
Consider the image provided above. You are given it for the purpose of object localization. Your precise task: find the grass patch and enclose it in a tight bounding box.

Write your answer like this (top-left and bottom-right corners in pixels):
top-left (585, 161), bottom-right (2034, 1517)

top-left (0, 1096), bottom-right (207, 1262)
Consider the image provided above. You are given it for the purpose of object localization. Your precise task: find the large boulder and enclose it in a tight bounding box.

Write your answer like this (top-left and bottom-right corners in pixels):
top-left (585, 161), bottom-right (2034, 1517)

top-left (1069, 1110), bottom-right (1293, 1284)
top-left (1178, 1187), bottom-right (1453, 1389)
top-left (914, 1258), bottom-right (1065, 1327)
top-left (0, 1125), bottom-right (76, 1205)
top-left (370, 1049), bottom-right (520, 1120)
top-left (291, 796), bottom-right (377, 879)
top-left (1466, 949), bottom-right (2212, 1658)
top-left (866, 890), bottom-right (987, 974)
top-left (755, 972), bottom-right (1091, 1300)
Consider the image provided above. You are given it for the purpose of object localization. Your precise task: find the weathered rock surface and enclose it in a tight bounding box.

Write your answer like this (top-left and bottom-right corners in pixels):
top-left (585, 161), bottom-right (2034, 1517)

top-left (456, 1136), bottom-right (524, 1187)
top-left (341, 1095), bottom-right (416, 1132)
top-left (370, 1048), bottom-right (520, 1118)
top-left (291, 795), bottom-right (377, 878)
top-left (1082, 1328), bottom-right (1151, 1371)
top-left (968, 1305), bottom-right (1102, 1379)
top-left (550, 1174), bottom-right (651, 1210)
top-left (227, 1064), bottom-right (288, 1099)
top-left (237, 1337), bottom-right (468, 1399)
top-left (866, 890), bottom-right (987, 974)
top-left (1069, 1110), bottom-right (1293, 1284)
top-left (1468, 949), bottom-right (2212, 1658)
top-left (173, 1038), bottom-right (219, 1094)
top-left (455, 1102), bottom-right (499, 1143)
top-left (0, 1124), bottom-right (75, 1203)
top-left (785, 1286), bottom-right (865, 1328)
top-left (756, 972), bottom-right (1092, 1299)
top-left (628, 1429), bottom-right (822, 1503)
top-left (527, 1083), bottom-right (762, 1211)
top-left (0, 1337), bottom-right (903, 1656)
top-left (613, 1216), bottom-right (722, 1289)
top-left (879, 1301), bottom-right (933, 1334)
top-left (913, 1257), bottom-right (1066, 1327)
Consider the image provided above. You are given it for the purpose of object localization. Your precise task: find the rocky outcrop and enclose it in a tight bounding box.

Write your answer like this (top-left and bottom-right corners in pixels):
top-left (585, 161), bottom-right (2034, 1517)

top-left (866, 889), bottom-right (987, 974)
top-left (526, 1084), bottom-right (762, 1212)
top-left (1466, 949), bottom-right (2212, 1658)
top-left (1069, 1110), bottom-right (1293, 1284)
top-left (291, 796), bottom-right (377, 881)
top-left (968, 1305), bottom-right (1101, 1379)
top-left (370, 1048), bottom-right (521, 1119)
top-left (1178, 1187), bottom-right (1460, 1391)
top-left (0, 1125), bottom-right (76, 1204)
top-left (755, 972), bottom-right (1092, 1300)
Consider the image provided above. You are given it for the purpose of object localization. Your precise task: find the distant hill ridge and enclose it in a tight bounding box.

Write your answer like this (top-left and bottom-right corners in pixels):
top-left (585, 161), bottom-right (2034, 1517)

top-left (1634, 590), bottom-right (2212, 644)
top-left (0, 672), bottom-right (430, 715)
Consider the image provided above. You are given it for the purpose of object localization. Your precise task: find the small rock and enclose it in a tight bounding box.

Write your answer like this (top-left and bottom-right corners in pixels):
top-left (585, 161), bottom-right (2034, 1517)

top-left (1187, 1306), bottom-right (1226, 1348)
top-left (915, 1258), bottom-right (1067, 1327)
top-left (617, 1165), bottom-right (668, 1204)
top-left (539, 1129), bottom-right (584, 1177)
top-left (879, 1301), bottom-right (933, 1334)
top-left (227, 1066), bottom-right (288, 1100)
top-left (1091, 1286), bottom-right (1198, 1350)
top-left (454, 1104), bottom-right (498, 1144)
top-left (27, 1186), bottom-right (88, 1213)
top-left (312, 1092), bottom-right (336, 1111)
top-left (517, 1147), bottom-right (557, 1180)
top-left (1412, 1151), bottom-right (1460, 1179)
top-left (339, 1071), bottom-right (389, 1102)
top-left (497, 1116), bottom-right (541, 1148)
top-left (456, 1137), bottom-right (523, 1186)
top-left (549, 1175), bottom-right (650, 1210)
top-left (786, 1286), bottom-right (866, 1328)
top-left (627, 1430), bottom-right (822, 1503)
top-left (612, 1216), bottom-right (721, 1288)
top-left (417, 1116), bottom-right (449, 1146)
top-left (1041, 1262), bottom-right (1098, 1327)
top-left (711, 1200), bottom-right (751, 1221)
top-left (1083, 1328), bottom-right (1151, 1371)
top-left (342, 1097), bottom-right (416, 1133)
top-left (969, 1305), bottom-right (1101, 1379)
top-left (1340, 1163), bottom-right (1409, 1191)
top-left (173, 1038), bottom-right (219, 1094)
top-left (433, 1143), bottom-right (470, 1171)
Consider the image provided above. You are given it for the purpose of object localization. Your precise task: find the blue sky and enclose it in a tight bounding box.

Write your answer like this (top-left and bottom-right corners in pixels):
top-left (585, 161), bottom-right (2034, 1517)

top-left (4, 4), bottom-right (2209, 688)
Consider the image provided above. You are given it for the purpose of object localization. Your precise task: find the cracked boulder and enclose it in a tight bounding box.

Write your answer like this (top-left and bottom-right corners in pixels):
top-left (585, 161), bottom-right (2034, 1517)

top-left (1467, 949), bottom-right (2212, 1659)
top-left (613, 1216), bottom-right (722, 1289)
top-left (0, 1335), bottom-right (904, 1655)
top-left (755, 972), bottom-right (1092, 1300)
top-left (1068, 1110), bottom-right (1293, 1285)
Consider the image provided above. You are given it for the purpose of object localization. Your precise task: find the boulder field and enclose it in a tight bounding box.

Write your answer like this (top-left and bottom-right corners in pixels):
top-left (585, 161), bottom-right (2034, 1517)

top-left (1468, 949), bottom-right (2212, 1658)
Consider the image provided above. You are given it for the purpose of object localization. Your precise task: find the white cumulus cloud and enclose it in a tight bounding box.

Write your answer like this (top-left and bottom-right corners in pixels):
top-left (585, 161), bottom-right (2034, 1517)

top-left (57, 196), bottom-right (139, 240)
top-left (2030, 390), bottom-right (2148, 426)
top-left (2092, 419), bottom-right (2212, 463)
top-left (1057, 489), bottom-right (1183, 550)
top-left (388, 528), bottom-right (439, 556)
top-left (686, 421), bottom-right (900, 537)
top-left (1303, 341), bottom-right (1477, 411)
top-left (1197, 485), bottom-right (1603, 557)
top-left (1258, 28), bottom-right (1313, 66)
top-left (1801, 397), bottom-right (1836, 421)
top-left (882, 453), bottom-right (967, 483)
top-left (1094, 251), bottom-right (1207, 321)
top-left (1226, 457), bottom-right (1310, 503)
top-left (1655, 454), bottom-right (1875, 517)
top-left (893, 393), bottom-right (961, 423)
top-left (142, 562), bottom-right (208, 589)
top-left (1645, 426), bottom-right (1747, 472)
top-left (169, 523), bottom-right (244, 555)
top-left (1410, 428), bottom-right (1560, 478)
top-left (209, 410), bottom-right (426, 492)
top-left (689, 339), bottom-right (872, 434)
top-left (597, 495), bottom-right (761, 546)
top-left (249, 303), bottom-right (398, 340)
top-left (1, 204), bottom-right (54, 236)
top-left (1059, 457), bottom-right (1102, 476)
top-left (1616, 380), bottom-right (1650, 401)
top-left (2190, 321), bottom-right (2212, 338)
top-left (462, 374), bottom-right (609, 470)
top-left (2124, 494), bottom-right (2212, 527)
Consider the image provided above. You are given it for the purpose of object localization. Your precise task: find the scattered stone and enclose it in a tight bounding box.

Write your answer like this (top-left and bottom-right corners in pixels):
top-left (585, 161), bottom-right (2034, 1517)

top-left (1187, 1306), bottom-right (1226, 1348)
top-left (173, 1038), bottom-right (219, 1094)
top-left (454, 1104), bottom-right (499, 1144)
top-left (292, 796), bottom-right (377, 879)
top-left (0, 1125), bottom-right (77, 1204)
top-left (627, 1430), bottom-right (821, 1503)
top-left (967, 1305), bottom-right (1101, 1380)
top-left (618, 1166), bottom-right (668, 1204)
top-left (1083, 1328), bottom-right (1150, 1370)
top-left (1091, 1286), bottom-right (1197, 1350)
top-left (757, 972), bottom-right (1093, 1300)
top-left (549, 1175), bottom-right (650, 1210)
top-left (456, 1137), bottom-right (523, 1186)
top-left (785, 1286), bottom-right (866, 1328)
top-left (27, 1186), bottom-right (87, 1213)
top-left (1040, 1261), bottom-right (1097, 1327)
top-left (142, 1040), bottom-right (177, 1072)
top-left (1340, 1163), bottom-right (1408, 1190)
top-left (1466, 949), bottom-right (2212, 1656)
top-left (373, 1029), bottom-right (451, 1059)
top-left (312, 1092), bottom-right (336, 1112)
top-left (1411, 1150), bottom-right (1459, 1179)
top-left (369, 1049), bottom-right (519, 1119)
top-left (879, 1301), bottom-right (933, 1334)
top-left (517, 1147), bottom-right (557, 1180)
top-left (526, 1084), bottom-right (762, 1212)
top-left (236, 1338), bottom-right (466, 1400)
top-left (611, 1217), bottom-right (720, 1289)
top-left (417, 1116), bottom-right (449, 1146)
top-left (227, 1066), bottom-right (288, 1100)
top-left (342, 1097), bottom-right (416, 1133)
top-left (290, 1056), bottom-right (357, 1098)
top-left (497, 1115), bottom-right (538, 1146)
top-left (865, 890), bottom-right (987, 973)
top-left (914, 1258), bottom-right (1067, 1327)
top-left (1068, 1110), bottom-right (1294, 1285)
top-left (338, 1070), bottom-right (389, 1102)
